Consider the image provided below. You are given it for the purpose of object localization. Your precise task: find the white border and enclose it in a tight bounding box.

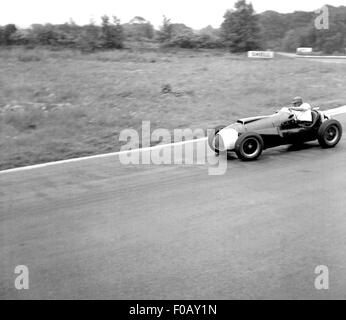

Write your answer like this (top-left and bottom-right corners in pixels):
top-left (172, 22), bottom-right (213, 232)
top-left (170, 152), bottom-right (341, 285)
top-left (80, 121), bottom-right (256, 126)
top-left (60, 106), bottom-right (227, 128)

top-left (0, 138), bottom-right (207, 174)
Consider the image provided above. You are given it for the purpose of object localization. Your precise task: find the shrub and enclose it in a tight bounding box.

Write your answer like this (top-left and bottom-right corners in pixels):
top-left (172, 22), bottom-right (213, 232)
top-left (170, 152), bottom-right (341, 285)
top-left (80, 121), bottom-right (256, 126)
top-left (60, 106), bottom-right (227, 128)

top-left (2, 107), bottom-right (45, 131)
top-left (76, 24), bottom-right (102, 52)
top-left (17, 51), bottom-right (43, 62)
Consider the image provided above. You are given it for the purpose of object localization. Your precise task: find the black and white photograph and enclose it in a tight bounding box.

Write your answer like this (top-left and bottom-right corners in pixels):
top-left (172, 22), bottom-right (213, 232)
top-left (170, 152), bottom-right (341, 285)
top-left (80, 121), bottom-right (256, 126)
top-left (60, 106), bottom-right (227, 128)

top-left (1, 0), bottom-right (346, 304)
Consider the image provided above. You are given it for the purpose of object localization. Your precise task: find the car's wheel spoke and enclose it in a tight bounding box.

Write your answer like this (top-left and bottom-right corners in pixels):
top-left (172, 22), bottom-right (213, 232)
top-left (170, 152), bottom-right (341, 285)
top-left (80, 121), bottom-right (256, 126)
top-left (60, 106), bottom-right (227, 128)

top-left (325, 126), bottom-right (338, 144)
top-left (243, 138), bottom-right (259, 157)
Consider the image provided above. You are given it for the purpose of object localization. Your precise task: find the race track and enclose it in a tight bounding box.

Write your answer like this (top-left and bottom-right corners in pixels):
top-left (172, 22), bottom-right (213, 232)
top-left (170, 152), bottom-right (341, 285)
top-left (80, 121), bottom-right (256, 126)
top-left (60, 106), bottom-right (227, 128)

top-left (1, 113), bottom-right (346, 300)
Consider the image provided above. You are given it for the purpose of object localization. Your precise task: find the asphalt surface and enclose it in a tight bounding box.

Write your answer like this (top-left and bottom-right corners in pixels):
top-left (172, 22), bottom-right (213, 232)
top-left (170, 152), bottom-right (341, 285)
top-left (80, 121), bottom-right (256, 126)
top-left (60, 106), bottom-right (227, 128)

top-left (1, 113), bottom-right (346, 300)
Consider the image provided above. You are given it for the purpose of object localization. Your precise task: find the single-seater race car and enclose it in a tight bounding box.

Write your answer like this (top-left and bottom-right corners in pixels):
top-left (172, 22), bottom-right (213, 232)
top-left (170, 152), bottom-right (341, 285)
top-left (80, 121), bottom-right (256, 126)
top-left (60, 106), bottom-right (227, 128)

top-left (208, 107), bottom-right (343, 161)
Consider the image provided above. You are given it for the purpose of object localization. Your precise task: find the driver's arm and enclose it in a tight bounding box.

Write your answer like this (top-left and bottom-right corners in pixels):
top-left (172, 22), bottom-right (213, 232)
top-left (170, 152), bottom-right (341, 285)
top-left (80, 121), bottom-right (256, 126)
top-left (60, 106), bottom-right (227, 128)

top-left (290, 106), bottom-right (305, 111)
top-left (290, 103), bottom-right (311, 112)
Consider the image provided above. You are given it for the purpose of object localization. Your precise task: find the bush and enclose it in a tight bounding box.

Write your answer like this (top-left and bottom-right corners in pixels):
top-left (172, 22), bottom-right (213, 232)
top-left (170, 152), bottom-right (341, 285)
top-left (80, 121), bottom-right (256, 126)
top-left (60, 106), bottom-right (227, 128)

top-left (18, 52), bottom-right (42, 62)
top-left (76, 24), bottom-right (102, 52)
top-left (2, 107), bottom-right (45, 131)
top-left (0, 24), bottom-right (17, 45)
top-left (168, 34), bottom-right (198, 49)
top-left (195, 34), bottom-right (224, 49)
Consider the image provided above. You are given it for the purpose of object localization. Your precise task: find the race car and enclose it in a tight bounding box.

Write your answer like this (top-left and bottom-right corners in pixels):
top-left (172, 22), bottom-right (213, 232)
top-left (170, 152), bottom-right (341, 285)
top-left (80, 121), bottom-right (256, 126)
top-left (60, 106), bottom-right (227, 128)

top-left (208, 107), bottom-right (343, 161)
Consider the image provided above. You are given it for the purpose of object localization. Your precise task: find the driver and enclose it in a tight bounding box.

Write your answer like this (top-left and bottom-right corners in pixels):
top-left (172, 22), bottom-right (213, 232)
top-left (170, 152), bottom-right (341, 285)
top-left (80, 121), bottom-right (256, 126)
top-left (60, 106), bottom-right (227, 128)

top-left (289, 96), bottom-right (312, 124)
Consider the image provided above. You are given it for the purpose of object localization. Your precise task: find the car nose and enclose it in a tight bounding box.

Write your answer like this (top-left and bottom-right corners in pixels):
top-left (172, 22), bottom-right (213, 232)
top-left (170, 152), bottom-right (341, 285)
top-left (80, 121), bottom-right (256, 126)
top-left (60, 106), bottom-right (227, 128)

top-left (214, 134), bottom-right (225, 151)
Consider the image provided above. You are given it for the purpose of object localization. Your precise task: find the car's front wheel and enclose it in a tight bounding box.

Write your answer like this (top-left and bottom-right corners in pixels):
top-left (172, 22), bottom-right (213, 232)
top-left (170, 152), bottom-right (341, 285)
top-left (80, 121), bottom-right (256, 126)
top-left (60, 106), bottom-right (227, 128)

top-left (317, 119), bottom-right (342, 148)
top-left (235, 133), bottom-right (264, 161)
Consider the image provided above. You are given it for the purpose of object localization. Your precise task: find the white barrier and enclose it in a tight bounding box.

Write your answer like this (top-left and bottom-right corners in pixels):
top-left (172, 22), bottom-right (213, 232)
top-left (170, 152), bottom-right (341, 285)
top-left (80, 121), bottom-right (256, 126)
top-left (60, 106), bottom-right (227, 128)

top-left (297, 47), bottom-right (313, 54)
top-left (248, 51), bottom-right (274, 59)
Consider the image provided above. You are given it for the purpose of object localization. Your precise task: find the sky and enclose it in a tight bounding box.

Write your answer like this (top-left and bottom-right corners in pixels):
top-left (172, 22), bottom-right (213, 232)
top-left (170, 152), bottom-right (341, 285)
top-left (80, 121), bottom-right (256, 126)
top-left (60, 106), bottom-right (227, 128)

top-left (1, 0), bottom-right (346, 29)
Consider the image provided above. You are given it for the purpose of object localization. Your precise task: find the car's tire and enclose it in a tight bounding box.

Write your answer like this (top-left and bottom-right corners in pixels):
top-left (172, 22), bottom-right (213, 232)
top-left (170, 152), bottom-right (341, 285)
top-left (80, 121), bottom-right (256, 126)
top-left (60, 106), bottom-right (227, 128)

top-left (208, 125), bottom-right (226, 154)
top-left (317, 119), bottom-right (343, 148)
top-left (235, 133), bottom-right (264, 161)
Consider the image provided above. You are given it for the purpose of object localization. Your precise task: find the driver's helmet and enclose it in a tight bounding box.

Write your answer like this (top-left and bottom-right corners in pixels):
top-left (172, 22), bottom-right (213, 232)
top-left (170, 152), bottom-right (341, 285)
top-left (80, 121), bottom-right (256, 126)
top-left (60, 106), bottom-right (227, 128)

top-left (292, 96), bottom-right (303, 106)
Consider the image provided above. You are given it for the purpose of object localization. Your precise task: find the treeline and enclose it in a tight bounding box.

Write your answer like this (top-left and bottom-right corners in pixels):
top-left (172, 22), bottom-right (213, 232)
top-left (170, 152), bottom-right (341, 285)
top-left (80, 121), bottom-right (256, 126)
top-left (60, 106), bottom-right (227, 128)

top-left (259, 5), bottom-right (346, 54)
top-left (1, 1), bottom-right (346, 54)
top-left (0, 16), bottom-right (224, 52)
top-left (0, 16), bottom-right (125, 52)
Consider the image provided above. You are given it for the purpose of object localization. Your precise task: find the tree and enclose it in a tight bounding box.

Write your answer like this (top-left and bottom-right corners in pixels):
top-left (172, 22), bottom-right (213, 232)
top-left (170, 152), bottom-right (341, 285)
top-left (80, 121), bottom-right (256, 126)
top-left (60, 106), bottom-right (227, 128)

top-left (158, 16), bottom-right (173, 43)
top-left (76, 22), bottom-right (101, 52)
top-left (29, 24), bottom-right (61, 45)
top-left (0, 24), bottom-right (17, 45)
top-left (129, 16), bottom-right (146, 24)
top-left (167, 23), bottom-right (196, 48)
top-left (100, 15), bottom-right (124, 49)
top-left (221, 0), bottom-right (261, 52)
top-left (281, 29), bottom-right (301, 52)
top-left (258, 11), bottom-right (289, 50)
top-left (321, 32), bottom-right (345, 54)
top-left (123, 16), bottom-right (154, 40)
top-left (0, 27), bottom-right (4, 45)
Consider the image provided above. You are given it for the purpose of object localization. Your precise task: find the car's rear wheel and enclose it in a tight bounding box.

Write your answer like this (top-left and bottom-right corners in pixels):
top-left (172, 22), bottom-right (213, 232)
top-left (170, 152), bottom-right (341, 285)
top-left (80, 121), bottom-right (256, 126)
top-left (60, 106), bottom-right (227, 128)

top-left (317, 119), bottom-right (342, 148)
top-left (235, 133), bottom-right (264, 161)
top-left (208, 125), bottom-right (226, 154)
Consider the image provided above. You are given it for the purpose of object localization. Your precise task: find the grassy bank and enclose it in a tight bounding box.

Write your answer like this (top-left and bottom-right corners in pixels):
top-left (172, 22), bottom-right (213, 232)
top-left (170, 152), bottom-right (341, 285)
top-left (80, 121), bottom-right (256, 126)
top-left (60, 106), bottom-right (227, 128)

top-left (1, 47), bottom-right (346, 170)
